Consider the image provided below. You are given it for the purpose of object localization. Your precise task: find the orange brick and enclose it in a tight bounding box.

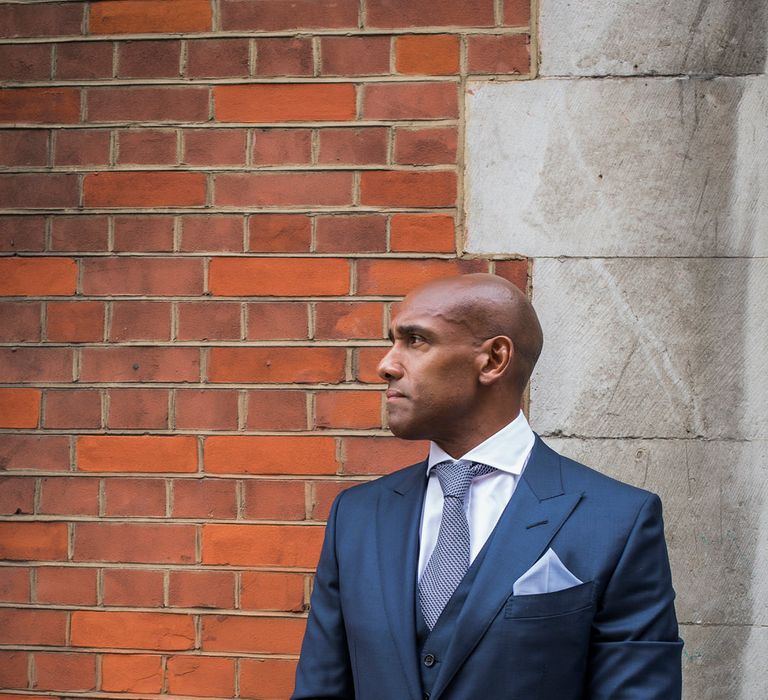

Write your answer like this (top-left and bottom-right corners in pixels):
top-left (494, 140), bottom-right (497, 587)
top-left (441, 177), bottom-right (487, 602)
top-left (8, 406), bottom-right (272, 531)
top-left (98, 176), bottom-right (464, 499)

top-left (367, 0), bottom-right (494, 28)
top-left (0, 258), bottom-right (76, 296)
top-left (103, 568), bottom-right (164, 607)
top-left (104, 478), bottom-right (167, 517)
top-left (172, 479), bottom-right (238, 520)
top-left (315, 214), bottom-right (387, 253)
top-left (244, 480), bottom-right (306, 520)
top-left (83, 172), bottom-right (206, 207)
top-left (39, 476), bottom-right (100, 516)
top-left (315, 390), bottom-right (381, 429)
top-left (215, 84), bottom-right (356, 122)
top-left (343, 436), bottom-right (428, 475)
top-left (167, 656), bottom-right (235, 697)
top-left (314, 301), bottom-right (383, 340)
top-left (355, 346), bottom-right (387, 383)
top-left (0, 388), bottom-right (40, 428)
top-left (395, 126), bottom-right (457, 165)
top-left (34, 652), bottom-right (96, 692)
top-left (77, 435), bottom-right (197, 473)
top-left (321, 36), bottom-right (390, 76)
top-left (203, 524), bottom-right (324, 568)
top-left (71, 611), bottom-right (195, 650)
top-left (90, 0), bottom-right (212, 34)
top-left (208, 347), bottom-right (345, 383)
top-left (240, 571), bottom-right (305, 612)
top-left (247, 302), bottom-right (308, 340)
top-left (363, 82), bottom-right (457, 119)
top-left (240, 658), bottom-right (298, 700)
top-left (249, 214), bottom-right (311, 252)
top-left (101, 654), bottom-right (163, 694)
top-left (0, 88), bottom-right (80, 124)
top-left (209, 257), bottom-right (349, 296)
top-left (0, 609), bottom-right (66, 646)
top-left (201, 614), bottom-right (306, 654)
top-left (390, 213), bottom-right (455, 252)
top-left (396, 35), bottom-right (459, 75)
top-left (205, 436), bottom-right (337, 475)
top-left (80, 347), bottom-right (200, 382)
top-left (36, 567), bottom-right (97, 606)
top-left (46, 301), bottom-right (104, 342)
top-left (215, 171), bottom-right (353, 206)
top-left (0, 566), bottom-right (30, 603)
top-left (311, 480), bottom-right (357, 520)
top-left (74, 523), bottom-right (196, 564)
top-left (468, 34), bottom-right (530, 74)
top-left (246, 390), bottom-right (307, 431)
top-left (357, 258), bottom-right (485, 295)
top-left (168, 570), bottom-right (236, 608)
top-left (221, 0), bottom-right (358, 32)
top-left (43, 387), bottom-right (101, 430)
top-left (0, 435), bottom-right (70, 472)
top-left (360, 171), bottom-right (456, 207)
top-left (0, 522), bottom-right (67, 561)
top-left (0, 650), bottom-right (27, 689)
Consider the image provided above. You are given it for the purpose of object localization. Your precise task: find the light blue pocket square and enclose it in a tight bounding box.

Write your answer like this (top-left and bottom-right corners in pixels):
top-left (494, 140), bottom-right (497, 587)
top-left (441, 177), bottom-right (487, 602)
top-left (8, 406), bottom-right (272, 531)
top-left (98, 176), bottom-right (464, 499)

top-left (513, 548), bottom-right (583, 595)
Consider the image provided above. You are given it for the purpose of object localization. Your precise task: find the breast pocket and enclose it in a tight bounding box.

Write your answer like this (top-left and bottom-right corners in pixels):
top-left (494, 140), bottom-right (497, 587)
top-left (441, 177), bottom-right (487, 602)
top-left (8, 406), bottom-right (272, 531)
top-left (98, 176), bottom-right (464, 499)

top-left (504, 580), bottom-right (596, 619)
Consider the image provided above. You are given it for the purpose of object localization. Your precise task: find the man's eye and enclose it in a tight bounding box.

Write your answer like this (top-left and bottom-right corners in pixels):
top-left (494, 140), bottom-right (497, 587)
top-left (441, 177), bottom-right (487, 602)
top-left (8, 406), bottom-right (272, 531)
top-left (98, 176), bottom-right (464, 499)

top-left (408, 335), bottom-right (425, 345)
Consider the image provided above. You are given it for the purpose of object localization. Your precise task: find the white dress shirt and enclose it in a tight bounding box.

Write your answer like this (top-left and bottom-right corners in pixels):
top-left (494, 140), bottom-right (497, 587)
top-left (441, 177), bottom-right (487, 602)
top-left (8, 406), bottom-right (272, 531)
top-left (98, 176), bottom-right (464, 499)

top-left (417, 411), bottom-right (536, 579)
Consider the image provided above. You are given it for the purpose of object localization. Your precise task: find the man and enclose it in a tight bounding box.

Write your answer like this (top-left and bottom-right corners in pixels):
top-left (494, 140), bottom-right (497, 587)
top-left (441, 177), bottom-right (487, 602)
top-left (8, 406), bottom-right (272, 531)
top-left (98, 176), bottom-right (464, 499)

top-left (293, 273), bottom-right (682, 699)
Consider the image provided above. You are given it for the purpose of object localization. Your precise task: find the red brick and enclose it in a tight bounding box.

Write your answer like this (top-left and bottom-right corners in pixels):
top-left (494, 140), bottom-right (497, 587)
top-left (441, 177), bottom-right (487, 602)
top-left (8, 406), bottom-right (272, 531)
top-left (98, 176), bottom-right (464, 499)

top-left (204, 436), bottom-right (338, 475)
top-left (0, 44), bottom-right (51, 81)
top-left (118, 40), bottom-right (181, 78)
top-left (117, 129), bottom-right (178, 165)
top-left (87, 86), bottom-right (208, 122)
top-left (504, 0), bottom-right (531, 26)
top-left (81, 347), bottom-right (200, 382)
top-left (108, 388), bottom-right (169, 429)
top-left (180, 215), bottom-right (244, 252)
top-left (0, 130), bottom-right (48, 166)
top-left (169, 569), bottom-right (235, 608)
top-left (0, 88), bottom-right (80, 124)
top-left (0, 435), bottom-right (70, 472)
top-left (395, 126), bottom-right (457, 165)
top-left (0, 567), bottom-right (30, 603)
top-left (314, 301), bottom-right (383, 339)
top-left (364, 82), bottom-right (457, 119)
top-left (55, 41), bottom-right (113, 80)
top-left (36, 566), bottom-right (97, 606)
top-left (43, 389), bottom-right (102, 429)
top-left (367, 0), bottom-right (494, 28)
top-left (315, 390), bottom-right (381, 429)
top-left (71, 610), bottom-right (195, 650)
top-left (0, 388), bottom-right (40, 429)
top-left (0, 173), bottom-right (78, 208)
top-left (34, 652), bottom-right (96, 692)
top-left (82, 257), bottom-right (203, 295)
top-left (202, 523), bottom-right (323, 568)
top-left (0, 476), bottom-right (35, 515)
top-left (252, 128), bottom-right (312, 165)
top-left (74, 523), bottom-right (196, 565)
top-left (209, 257), bottom-right (349, 296)
top-left (256, 37), bottom-right (313, 76)
top-left (311, 479), bottom-right (356, 520)
top-left (84, 171), bottom-right (206, 207)
top-left (248, 214), bottom-right (311, 252)
top-left (217, 171), bottom-right (352, 206)
top-left (0, 651), bottom-right (27, 688)
top-left (0, 301), bottom-right (41, 341)
top-left (50, 215), bottom-right (109, 251)
top-left (240, 658), bottom-right (298, 700)
top-left (0, 258), bottom-right (76, 296)
top-left (357, 257), bottom-right (485, 295)
top-left (240, 571), bottom-right (305, 612)
top-left (343, 436), bottom-right (428, 474)
top-left (0, 609), bottom-right (66, 646)
top-left (178, 302), bottom-right (242, 341)
top-left (360, 170), bottom-right (456, 207)
top-left (246, 390), bottom-right (307, 431)
top-left (203, 614), bottom-right (306, 654)
top-left (215, 84), bottom-right (356, 122)
top-left (315, 214), bottom-right (386, 253)
top-left (494, 259), bottom-right (528, 291)
top-left (0, 2), bottom-right (84, 39)
top-left (172, 479), bottom-right (237, 520)
top-left (77, 435), bottom-right (197, 473)
top-left (396, 35), bottom-right (459, 75)
top-left (113, 215), bottom-right (175, 252)
top-left (167, 656), bottom-right (235, 697)
top-left (244, 480), bottom-right (306, 520)
top-left (186, 38), bottom-right (250, 78)
top-left (0, 217), bottom-right (45, 252)
top-left (101, 654), bottom-right (163, 693)
top-left (103, 568), bottom-right (164, 606)
top-left (390, 213), bottom-right (455, 252)
top-left (39, 476), bottom-right (99, 516)
top-left (247, 302), bottom-right (308, 340)
top-left (184, 129), bottom-right (247, 166)
top-left (0, 348), bottom-right (73, 382)
top-left (468, 34), bottom-right (530, 74)
top-left (321, 36), bottom-right (390, 76)
top-left (54, 129), bottom-right (110, 166)
top-left (318, 126), bottom-right (388, 165)
top-left (90, 0), bottom-right (212, 34)
top-left (176, 389), bottom-right (239, 430)
top-left (46, 301), bottom-right (104, 342)
top-left (0, 522), bottom-right (68, 561)
top-left (208, 347), bottom-right (345, 384)
top-left (110, 301), bottom-right (172, 341)
top-left (221, 0), bottom-right (358, 31)
top-left (104, 478), bottom-right (167, 517)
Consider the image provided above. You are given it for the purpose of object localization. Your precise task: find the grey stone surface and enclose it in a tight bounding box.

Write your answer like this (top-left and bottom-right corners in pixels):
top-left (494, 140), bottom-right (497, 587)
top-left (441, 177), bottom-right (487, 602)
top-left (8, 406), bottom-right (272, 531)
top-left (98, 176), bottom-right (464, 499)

top-left (529, 258), bottom-right (768, 440)
top-left (539, 0), bottom-right (768, 77)
top-left (465, 76), bottom-right (768, 258)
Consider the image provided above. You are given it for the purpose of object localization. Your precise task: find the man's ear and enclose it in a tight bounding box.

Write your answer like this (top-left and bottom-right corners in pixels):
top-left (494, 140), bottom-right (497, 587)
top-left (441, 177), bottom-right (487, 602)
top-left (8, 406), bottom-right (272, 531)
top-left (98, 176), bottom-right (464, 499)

top-left (477, 336), bottom-right (513, 386)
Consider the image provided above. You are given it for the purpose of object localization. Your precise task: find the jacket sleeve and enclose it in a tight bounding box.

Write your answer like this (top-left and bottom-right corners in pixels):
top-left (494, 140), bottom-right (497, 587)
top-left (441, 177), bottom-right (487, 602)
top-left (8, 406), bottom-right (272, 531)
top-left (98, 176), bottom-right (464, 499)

top-left (291, 491), bottom-right (355, 700)
top-left (587, 492), bottom-right (683, 699)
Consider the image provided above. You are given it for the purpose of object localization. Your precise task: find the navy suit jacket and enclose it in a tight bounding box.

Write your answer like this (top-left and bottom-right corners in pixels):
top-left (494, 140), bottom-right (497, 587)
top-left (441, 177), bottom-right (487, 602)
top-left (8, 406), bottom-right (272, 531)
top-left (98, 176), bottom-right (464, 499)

top-left (293, 436), bottom-right (683, 699)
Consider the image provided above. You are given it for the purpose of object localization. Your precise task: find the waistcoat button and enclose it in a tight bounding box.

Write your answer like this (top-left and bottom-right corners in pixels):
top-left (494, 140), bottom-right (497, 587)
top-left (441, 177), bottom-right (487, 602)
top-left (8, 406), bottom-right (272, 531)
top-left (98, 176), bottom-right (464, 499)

top-left (423, 653), bottom-right (436, 667)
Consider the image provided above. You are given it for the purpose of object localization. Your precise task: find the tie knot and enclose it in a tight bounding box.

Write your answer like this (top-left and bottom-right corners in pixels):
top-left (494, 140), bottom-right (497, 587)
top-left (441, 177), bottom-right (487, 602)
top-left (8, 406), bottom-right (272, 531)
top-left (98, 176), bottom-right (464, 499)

top-left (434, 460), bottom-right (495, 501)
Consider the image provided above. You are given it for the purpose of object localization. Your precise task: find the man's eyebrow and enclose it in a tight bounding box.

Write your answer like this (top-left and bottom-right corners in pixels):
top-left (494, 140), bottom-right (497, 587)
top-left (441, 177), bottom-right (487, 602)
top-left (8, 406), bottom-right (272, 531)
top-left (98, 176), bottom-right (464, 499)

top-left (389, 324), bottom-right (431, 342)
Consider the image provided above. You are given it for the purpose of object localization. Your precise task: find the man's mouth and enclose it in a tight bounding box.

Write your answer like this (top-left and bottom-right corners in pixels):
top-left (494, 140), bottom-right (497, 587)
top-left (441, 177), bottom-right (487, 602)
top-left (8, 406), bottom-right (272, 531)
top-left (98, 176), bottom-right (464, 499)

top-left (385, 388), bottom-right (406, 400)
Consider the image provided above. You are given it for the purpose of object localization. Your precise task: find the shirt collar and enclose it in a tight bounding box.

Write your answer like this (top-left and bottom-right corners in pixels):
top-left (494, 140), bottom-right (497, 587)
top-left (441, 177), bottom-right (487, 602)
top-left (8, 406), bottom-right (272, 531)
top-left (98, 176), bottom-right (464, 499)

top-left (426, 411), bottom-right (535, 476)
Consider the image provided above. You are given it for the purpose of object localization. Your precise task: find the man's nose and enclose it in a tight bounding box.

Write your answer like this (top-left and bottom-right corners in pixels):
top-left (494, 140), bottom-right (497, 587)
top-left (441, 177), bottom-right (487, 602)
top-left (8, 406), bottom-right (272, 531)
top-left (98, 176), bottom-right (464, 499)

top-left (377, 346), bottom-right (403, 380)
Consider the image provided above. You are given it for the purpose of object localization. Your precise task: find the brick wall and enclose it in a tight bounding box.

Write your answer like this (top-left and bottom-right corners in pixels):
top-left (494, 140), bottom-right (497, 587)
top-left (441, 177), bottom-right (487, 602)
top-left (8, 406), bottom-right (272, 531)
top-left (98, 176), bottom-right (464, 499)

top-left (0, 1), bottom-right (532, 697)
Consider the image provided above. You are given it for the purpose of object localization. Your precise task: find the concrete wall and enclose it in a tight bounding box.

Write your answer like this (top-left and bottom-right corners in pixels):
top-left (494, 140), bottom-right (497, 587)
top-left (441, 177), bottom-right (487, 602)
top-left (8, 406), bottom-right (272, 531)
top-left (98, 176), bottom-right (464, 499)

top-left (465, 2), bottom-right (768, 697)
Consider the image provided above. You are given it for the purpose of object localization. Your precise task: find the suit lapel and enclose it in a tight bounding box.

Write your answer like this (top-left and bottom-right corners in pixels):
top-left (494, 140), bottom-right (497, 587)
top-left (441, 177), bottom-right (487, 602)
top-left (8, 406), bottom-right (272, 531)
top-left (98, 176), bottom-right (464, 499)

top-left (430, 437), bottom-right (584, 699)
top-left (376, 461), bottom-right (427, 700)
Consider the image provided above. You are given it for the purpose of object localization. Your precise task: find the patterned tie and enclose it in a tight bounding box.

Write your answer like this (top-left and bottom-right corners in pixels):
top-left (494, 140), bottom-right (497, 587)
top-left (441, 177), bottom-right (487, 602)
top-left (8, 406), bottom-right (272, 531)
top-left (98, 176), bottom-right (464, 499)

top-left (419, 459), bottom-right (496, 629)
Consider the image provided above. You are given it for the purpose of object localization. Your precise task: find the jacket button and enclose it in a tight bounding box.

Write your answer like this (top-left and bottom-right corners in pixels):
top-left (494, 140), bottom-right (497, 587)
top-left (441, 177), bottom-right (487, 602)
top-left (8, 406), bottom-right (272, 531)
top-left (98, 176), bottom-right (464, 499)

top-left (423, 653), bottom-right (436, 667)
top-left (423, 694), bottom-right (430, 700)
